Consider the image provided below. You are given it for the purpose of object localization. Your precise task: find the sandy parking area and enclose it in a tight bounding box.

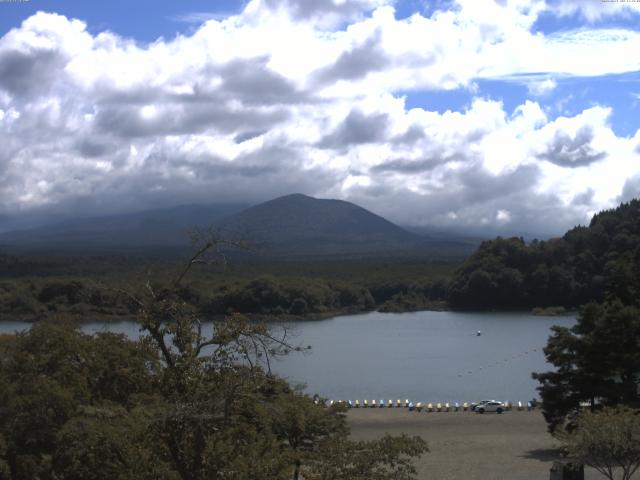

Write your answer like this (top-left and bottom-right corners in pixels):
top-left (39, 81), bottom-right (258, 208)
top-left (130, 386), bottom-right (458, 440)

top-left (348, 409), bottom-right (604, 480)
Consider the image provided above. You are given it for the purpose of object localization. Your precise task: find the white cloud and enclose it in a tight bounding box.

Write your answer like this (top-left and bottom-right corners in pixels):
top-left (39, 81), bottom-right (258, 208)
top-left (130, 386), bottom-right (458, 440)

top-left (0, 4), bottom-right (639, 235)
top-left (528, 78), bottom-right (557, 96)
top-left (547, 0), bottom-right (640, 22)
top-left (496, 209), bottom-right (511, 223)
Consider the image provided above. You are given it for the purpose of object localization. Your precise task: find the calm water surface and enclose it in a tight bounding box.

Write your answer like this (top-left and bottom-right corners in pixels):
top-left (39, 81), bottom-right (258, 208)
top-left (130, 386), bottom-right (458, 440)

top-left (1, 311), bottom-right (575, 403)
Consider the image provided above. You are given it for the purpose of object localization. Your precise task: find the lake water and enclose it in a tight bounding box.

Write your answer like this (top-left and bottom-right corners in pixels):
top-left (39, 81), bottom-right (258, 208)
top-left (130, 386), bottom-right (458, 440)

top-left (0, 310), bottom-right (575, 404)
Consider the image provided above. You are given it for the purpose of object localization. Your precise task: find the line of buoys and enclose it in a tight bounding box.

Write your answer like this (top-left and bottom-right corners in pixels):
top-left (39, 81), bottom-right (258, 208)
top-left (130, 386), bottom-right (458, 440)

top-left (456, 345), bottom-right (546, 378)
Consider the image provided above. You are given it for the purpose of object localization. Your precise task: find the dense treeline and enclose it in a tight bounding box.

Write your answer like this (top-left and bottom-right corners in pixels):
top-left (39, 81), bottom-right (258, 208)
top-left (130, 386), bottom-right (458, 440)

top-left (0, 261), bottom-right (454, 320)
top-left (449, 199), bottom-right (640, 310)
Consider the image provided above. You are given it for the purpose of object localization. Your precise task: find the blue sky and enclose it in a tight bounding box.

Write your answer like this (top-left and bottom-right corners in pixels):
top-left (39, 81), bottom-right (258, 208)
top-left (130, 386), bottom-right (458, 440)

top-left (0, 1), bottom-right (248, 42)
top-left (0, 0), bottom-right (639, 236)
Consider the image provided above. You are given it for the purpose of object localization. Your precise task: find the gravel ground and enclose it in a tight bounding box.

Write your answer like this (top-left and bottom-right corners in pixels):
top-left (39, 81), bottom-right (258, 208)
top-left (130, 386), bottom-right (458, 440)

top-left (348, 409), bottom-right (605, 480)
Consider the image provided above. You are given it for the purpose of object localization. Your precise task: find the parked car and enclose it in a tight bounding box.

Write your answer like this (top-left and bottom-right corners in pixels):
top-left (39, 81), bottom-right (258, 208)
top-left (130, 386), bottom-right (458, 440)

top-left (475, 401), bottom-right (505, 414)
top-left (470, 399), bottom-right (497, 411)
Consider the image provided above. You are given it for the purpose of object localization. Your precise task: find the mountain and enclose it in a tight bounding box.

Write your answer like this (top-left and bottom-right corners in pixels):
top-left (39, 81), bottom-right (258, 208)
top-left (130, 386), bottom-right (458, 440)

top-left (0, 194), bottom-right (476, 258)
top-left (218, 193), bottom-right (429, 256)
top-left (0, 203), bottom-right (248, 254)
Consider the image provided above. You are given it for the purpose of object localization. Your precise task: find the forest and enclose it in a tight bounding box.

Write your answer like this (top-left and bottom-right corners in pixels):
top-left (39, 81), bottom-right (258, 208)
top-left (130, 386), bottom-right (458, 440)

top-left (0, 255), bottom-right (452, 321)
top-left (448, 199), bottom-right (640, 311)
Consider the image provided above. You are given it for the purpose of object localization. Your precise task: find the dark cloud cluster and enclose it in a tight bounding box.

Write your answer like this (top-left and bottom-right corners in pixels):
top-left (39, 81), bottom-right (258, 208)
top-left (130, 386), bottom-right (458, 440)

top-left (371, 157), bottom-right (442, 174)
top-left (217, 57), bottom-right (307, 106)
top-left (0, 47), bottom-right (66, 97)
top-left (262, 0), bottom-right (386, 21)
top-left (313, 31), bottom-right (389, 84)
top-left (318, 109), bottom-right (389, 149)
top-left (94, 102), bottom-right (290, 138)
top-left (537, 125), bottom-right (607, 168)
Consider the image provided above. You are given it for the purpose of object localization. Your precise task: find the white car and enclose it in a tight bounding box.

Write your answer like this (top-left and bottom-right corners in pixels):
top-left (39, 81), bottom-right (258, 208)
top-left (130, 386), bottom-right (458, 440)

top-left (475, 401), bottom-right (505, 414)
top-left (470, 399), bottom-right (498, 411)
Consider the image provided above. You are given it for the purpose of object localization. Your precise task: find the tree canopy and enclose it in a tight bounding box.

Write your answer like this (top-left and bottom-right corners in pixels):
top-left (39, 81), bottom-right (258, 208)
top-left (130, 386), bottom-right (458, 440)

top-left (560, 406), bottom-right (640, 480)
top-left (532, 301), bottom-right (640, 432)
top-left (449, 199), bottom-right (640, 310)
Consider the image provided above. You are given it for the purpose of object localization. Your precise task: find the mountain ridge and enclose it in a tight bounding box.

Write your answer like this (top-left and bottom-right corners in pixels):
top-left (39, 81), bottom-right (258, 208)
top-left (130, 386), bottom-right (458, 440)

top-left (0, 194), bottom-right (476, 258)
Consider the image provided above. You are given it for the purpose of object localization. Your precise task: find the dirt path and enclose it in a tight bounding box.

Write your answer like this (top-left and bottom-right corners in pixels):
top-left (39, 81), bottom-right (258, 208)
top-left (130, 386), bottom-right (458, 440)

top-left (348, 409), bottom-right (604, 480)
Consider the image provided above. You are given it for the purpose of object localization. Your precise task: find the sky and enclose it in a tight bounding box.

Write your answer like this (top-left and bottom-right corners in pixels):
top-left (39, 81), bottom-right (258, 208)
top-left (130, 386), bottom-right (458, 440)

top-left (0, 0), bottom-right (640, 236)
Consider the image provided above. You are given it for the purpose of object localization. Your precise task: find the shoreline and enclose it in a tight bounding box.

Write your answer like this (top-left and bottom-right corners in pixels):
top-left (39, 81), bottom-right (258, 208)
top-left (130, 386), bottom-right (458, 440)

top-left (0, 305), bottom-right (577, 324)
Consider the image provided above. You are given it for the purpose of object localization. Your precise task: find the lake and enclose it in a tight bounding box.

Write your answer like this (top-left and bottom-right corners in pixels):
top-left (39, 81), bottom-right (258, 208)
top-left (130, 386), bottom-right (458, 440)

top-left (0, 310), bottom-right (575, 404)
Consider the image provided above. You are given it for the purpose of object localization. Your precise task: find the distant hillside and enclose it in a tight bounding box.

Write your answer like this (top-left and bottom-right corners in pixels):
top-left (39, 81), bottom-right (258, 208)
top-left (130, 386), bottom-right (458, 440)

top-left (448, 199), bottom-right (640, 310)
top-left (0, 203), bottom-right (248, 254)
top-left (0, 194), bottom-right (476, 258)
top-left (218, 194), bottom-right (422, 256)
